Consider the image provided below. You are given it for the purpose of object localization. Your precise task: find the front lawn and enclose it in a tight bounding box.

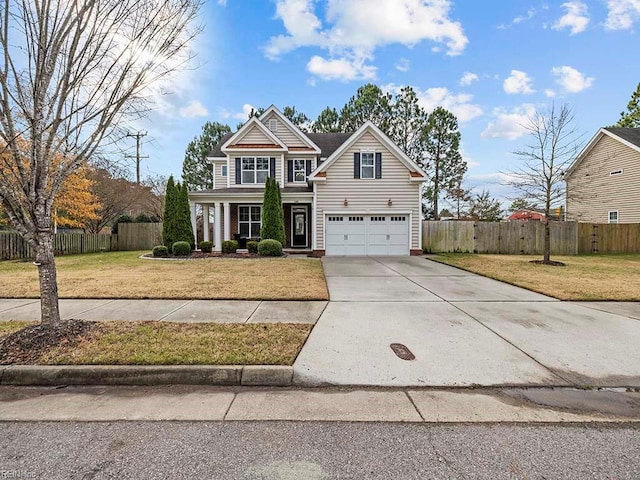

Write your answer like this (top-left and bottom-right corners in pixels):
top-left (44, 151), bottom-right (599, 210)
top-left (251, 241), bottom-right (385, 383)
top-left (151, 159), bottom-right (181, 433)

top-left (431, 253), bottom-right (640, 301)
top-left (0, 251), bottom-right (328, 300)
top-left (0, 321), bottom-right (311, 365)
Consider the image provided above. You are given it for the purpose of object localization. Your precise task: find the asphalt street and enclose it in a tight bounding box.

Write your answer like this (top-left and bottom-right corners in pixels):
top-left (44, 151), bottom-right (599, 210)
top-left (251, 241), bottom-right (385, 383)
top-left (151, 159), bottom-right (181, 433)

top-left (1, 421), bottom-right (638, 479)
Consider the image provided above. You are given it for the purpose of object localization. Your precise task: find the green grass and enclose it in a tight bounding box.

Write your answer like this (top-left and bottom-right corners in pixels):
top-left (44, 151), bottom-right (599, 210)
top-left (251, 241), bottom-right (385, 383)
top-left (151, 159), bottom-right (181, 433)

top-left (0, 251), bottom-right (329, 300)
top-left (0, 321), bottom-right (33, 338)
top-left (431, 253), bottom-right (640, 301)
top-left (37, 321), bottom-right (313, 365)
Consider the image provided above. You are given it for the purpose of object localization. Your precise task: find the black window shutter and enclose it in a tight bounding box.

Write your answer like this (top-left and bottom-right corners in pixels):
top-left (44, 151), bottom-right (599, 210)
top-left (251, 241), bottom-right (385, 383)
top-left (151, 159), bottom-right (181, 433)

top-left (235, 158), bottom-right (241, 184)
top-left (269, 157), bottom-right (276, 178)
top-left (354, 153), bottom-right (360, 179)
top-left (305, 160), bottom-right (312, 177)
top-left (375, 152), bottom-right (382, 179)
top-left (287, 160), bottom-right (293, 182)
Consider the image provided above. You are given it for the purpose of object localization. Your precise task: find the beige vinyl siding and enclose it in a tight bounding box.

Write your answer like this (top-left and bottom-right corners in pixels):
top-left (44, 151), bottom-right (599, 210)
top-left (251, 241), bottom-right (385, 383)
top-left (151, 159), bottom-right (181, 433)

top-left (236, 125), bottom-right (274, 145)
top-left (261, 111), bottom-right (307, 148)
top-left (567, 135), bottom-right (640, 223)
top-left (227, 152), bottom-right (282, 188)
top-left (212, 160), bottom-right (227, 190)
top-left (315, 132), bottom-right (421, 249)
top-left (284, 154), bottom-right (317, 188)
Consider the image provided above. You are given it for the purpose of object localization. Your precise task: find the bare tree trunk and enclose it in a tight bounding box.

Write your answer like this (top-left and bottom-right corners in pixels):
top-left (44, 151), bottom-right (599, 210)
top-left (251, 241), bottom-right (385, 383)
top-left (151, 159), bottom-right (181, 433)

top-left (543, 220), bottom-right (551, 263)
top-left (34, 233), bottom-right (61, 328)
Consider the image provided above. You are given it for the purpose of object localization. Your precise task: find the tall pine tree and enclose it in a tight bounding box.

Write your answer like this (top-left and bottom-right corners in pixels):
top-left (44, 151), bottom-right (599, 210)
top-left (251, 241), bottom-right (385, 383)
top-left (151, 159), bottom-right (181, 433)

top-left (615, 82), bottom-right (640, 128)
top-left (182, 121), bottom-right (231, 191)
top-left (339, 84), bottom-right (393, 134)
top-left (420, 107), bottom-right (467, 220)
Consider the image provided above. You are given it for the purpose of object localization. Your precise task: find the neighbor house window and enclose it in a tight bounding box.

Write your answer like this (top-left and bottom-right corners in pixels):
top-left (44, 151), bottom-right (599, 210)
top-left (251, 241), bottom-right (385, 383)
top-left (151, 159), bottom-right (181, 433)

top-left (293, 159), bottom-right (306, 182)
top-left (221, 165), bottom-right (227, 177)
top-left (361, 152), bottom-right (374, 179)
top-left (241, 157), bottom-right (269, 184)
top-left (608, 211), bottom-right (619, 224)
top-left (239, 206), bottom-right (261, 237)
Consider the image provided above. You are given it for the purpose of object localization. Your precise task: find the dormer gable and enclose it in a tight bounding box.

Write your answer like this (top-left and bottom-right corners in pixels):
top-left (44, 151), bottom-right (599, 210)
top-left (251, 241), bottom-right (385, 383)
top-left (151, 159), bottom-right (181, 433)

top-left (259, 105), bottom-right (321, 154)
top-left (221, 116), bottom-right (286, 152)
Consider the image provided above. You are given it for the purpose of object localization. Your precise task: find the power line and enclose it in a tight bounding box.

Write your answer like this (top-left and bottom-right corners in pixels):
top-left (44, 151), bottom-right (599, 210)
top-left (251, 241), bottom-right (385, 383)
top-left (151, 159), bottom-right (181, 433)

top-left (125, 131), bottom-right (149, 184)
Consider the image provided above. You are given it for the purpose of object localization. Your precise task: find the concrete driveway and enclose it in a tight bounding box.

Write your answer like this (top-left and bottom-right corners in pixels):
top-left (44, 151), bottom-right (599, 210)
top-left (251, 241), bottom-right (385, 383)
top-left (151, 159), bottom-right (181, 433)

top-left (294, 256), bottom-right (640, 387)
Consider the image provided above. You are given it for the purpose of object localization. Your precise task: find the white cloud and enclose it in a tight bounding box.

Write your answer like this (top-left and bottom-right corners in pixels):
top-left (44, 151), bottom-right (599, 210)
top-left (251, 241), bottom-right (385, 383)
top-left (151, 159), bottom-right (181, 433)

top-left (178, 100), bottom-right (208, 118)
top-left (503, 70), bottom-right (535, 95)
top-left (498, 8), bottom-right (537, 29)
top-left (605, 0), bottom-right (640, 30)
top-left (218, 103), bottom-right (256, 121)
top-left (459, 72), bottom-right (479, 86)
top-left (481, 104), bottom-right (536, 140)
top-left (384, 83), bottom-right (483, 123)
top-left (265, 0), bottom-right (468, 81)
top-left (307, 55), bottom-right (377, 81)
top-left (395, 58), bottom-right (410, 72)
top-left (553, 1), bottom-right (589, 34)
top-left (551, 65), bottom-right (594, 93)
top-left (545, 89), bottom-right (556, 98)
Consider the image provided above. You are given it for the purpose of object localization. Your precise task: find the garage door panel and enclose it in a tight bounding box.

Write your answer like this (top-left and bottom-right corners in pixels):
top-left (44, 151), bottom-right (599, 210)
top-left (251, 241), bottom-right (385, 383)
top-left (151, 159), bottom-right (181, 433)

top-left (325, 214), bottom-right (409, 256)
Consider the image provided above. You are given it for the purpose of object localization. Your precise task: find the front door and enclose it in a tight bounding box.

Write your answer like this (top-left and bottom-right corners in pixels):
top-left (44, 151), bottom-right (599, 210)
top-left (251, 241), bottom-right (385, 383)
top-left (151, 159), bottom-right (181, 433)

top-left (292, 206), bottom-right (308, 248)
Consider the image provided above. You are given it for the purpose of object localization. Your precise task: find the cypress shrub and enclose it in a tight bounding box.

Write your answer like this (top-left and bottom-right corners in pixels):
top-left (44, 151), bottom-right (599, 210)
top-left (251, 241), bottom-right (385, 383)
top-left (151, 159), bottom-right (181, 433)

top-left (174, 182), bottom-right (195, 249)
top-left (162, 176), bottom-right (177, 247)
top-left (260, 177), bottom-right (286, 246)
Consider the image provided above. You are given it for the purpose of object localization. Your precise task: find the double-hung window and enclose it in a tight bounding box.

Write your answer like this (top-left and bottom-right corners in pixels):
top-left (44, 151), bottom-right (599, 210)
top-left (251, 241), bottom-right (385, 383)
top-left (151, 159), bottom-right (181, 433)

top-left (239, 206), bottom-right (261, 237)
top-left (242, 157), bottom-right (269, 184)
top-left (608, 211), bottom-right (619, 224)
top-left (221, 165), bottom-right (227, 177)
top-left (293, 159), bottom-right (306, 182)
top-left (361, 152), bottom-right (374, 179)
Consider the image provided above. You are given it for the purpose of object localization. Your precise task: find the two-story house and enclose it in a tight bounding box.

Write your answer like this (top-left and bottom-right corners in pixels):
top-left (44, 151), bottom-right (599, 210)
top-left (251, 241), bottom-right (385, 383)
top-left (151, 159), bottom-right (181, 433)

top-left (565, 127), bottom-right (640, 223)
top-left (188, 105), bottom-right (427, 256)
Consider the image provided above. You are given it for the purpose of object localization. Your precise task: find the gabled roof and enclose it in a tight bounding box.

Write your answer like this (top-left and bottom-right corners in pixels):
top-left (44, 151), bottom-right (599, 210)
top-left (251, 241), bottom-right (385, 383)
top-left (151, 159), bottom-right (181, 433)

top-left (306, 132), bottom-right (354, 157)
top-left (220, 116), bottom-right (286, 152)
top-left (566, 127), bottom-right (640, 177)
top-left (261, 105), bottom-right (321, 153)
top-left (308, 121), bottom-right (427, 182)
top-left (207, 132), bottom-right (233, 158)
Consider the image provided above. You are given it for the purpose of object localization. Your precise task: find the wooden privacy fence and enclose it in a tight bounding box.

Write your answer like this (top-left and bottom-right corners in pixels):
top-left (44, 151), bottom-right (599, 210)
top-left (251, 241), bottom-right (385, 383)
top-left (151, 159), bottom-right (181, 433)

top-left (422, 221), bottom-right (578, 255)
top-left (577, 223), bottom-right (640, 253)
top-left (423, 221), bottom-right (640, 254)
top-left (116, 223), bottom-right (163, 251)
top-left (0, 232), bottom-right (117, 260)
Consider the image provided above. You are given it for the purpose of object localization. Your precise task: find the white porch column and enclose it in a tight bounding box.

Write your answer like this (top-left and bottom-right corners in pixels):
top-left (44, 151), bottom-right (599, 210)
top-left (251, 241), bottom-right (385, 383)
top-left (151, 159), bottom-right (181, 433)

top-left (223, 202), bottom-right (231, 241)
top-left (189, 202), bottom-right (197, 246)
top-left (214, 202), bottom-right (222, 252)
top-left (203, 204), bottom-right (210, 242)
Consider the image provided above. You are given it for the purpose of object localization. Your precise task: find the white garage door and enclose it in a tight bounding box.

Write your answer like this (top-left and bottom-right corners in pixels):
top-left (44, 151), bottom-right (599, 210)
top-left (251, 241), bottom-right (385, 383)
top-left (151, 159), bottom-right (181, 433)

top-left (325, 215), bottom-right (409, 256)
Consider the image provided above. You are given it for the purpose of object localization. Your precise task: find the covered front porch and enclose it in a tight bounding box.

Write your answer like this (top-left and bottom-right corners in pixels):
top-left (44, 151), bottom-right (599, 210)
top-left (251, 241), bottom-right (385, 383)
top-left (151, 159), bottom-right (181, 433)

top-left (188, 187), bottom-right (314, 252)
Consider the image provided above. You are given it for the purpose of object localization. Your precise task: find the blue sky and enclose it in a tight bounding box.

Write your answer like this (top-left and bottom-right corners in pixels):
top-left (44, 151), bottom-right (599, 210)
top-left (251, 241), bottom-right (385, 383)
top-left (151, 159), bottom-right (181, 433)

top-left (132, 0), bottom-right (640, 203)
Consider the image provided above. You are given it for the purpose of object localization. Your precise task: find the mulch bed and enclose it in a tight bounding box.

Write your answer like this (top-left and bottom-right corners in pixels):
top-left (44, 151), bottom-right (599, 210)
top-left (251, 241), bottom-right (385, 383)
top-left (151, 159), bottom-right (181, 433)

top-left (0, 319), bottom-right (97, 365)
top-left (529, 260), bottom-right (566, 266)
top-left (143, 251), bottom-right (291, 260)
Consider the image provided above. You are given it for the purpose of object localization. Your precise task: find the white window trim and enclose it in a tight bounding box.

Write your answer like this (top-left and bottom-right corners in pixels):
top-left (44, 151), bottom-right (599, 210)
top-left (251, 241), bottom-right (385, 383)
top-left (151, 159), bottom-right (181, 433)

top-left (360, 151), bottom-right (375, 179)
top-left (292, 159), bottom-right (307, 183)
top-left (241, 156), bottom-right (269, 185)
top-left (221, 165), bottom-right (227, 177)
top-left (608, 210), bottom-right (619, 224)
top-left (238, 205), bottom-right (262, 238)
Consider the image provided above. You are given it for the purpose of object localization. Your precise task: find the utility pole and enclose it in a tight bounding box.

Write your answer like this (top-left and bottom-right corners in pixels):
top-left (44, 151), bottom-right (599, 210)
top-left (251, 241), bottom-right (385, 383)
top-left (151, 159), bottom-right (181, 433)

top-left (126, 131), bottom-right (148, 184)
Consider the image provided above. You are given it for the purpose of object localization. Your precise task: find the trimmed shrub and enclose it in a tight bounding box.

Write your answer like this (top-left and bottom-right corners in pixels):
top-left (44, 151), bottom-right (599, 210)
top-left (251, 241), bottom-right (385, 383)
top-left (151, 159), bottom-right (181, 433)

top-left (247, 240), bottom-right (259, 254)
top-left (152, 245), bottom-right (168, 257)
top-left (172, 241), bottom-right (191, 256)
top-left (222, 240), bottom-right (238, 254)
top-left (258, 239), bottom-right (283, 257)
top-left (199, 241), bottom-right (213, 253)
top-left (135, 213), bottom-right (158, 223)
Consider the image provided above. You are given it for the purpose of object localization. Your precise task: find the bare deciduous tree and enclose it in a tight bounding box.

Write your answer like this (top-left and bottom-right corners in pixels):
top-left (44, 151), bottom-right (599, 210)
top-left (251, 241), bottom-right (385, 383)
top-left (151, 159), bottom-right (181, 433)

top-left (508, 104), bottom-right (582, 264)
top-left (0, 0), bottom-right (202, 327)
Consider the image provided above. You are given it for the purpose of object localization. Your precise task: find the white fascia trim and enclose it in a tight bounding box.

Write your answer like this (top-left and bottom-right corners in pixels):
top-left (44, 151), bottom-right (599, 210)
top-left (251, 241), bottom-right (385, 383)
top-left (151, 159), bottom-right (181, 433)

top-left (221, 116), bottom-right (287, 152)
top-left (206, 156), bottom-right (227, 162)
top-left (308, 121), bottom-right (427, 181)
top-left (566, 128), bottom-right (640, 178)
top-left (261, 105), bottom-right (322, 154)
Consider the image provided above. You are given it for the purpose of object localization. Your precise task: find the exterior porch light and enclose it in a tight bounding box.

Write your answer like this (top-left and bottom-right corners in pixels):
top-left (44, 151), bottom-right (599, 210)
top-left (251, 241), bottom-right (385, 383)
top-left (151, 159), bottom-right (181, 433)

top-left (387, 198), bottom-right (392, 206)
top-left (343, 198), bottom-right (348, 206)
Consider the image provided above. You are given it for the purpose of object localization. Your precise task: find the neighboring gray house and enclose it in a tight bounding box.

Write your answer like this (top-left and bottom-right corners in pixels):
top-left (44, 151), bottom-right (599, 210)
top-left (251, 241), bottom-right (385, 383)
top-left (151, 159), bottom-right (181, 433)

top-left (566, 127), bottom-right (640, 224)
top-left (188, 105), bottom-right (427, 256)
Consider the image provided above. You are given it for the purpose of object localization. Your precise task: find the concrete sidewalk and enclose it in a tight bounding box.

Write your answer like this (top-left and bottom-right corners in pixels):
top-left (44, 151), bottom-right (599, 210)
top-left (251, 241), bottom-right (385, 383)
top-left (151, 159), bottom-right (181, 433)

top-left (0, 385), bottom-right (638, 422)
top-left (0, 298), bottom-right (327, 324)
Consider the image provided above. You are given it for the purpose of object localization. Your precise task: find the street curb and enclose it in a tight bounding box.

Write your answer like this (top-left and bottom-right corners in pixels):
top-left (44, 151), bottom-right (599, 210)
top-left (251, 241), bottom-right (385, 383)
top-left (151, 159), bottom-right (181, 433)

top-left (0, 365), bottom-right (294, 387)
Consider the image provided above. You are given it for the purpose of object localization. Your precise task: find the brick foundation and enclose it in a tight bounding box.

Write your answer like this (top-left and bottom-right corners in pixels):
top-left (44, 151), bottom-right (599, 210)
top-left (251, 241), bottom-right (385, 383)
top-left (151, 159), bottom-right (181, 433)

top-left (311, 250), bottom-right (326, 257)
top-left (410, 249), bottom-right (423, 256)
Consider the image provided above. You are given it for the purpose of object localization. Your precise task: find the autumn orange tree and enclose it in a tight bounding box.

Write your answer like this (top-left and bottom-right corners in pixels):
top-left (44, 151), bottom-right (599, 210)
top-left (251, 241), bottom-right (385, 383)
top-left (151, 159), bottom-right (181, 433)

top-left (0, 0), bottom-right (202, 328)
